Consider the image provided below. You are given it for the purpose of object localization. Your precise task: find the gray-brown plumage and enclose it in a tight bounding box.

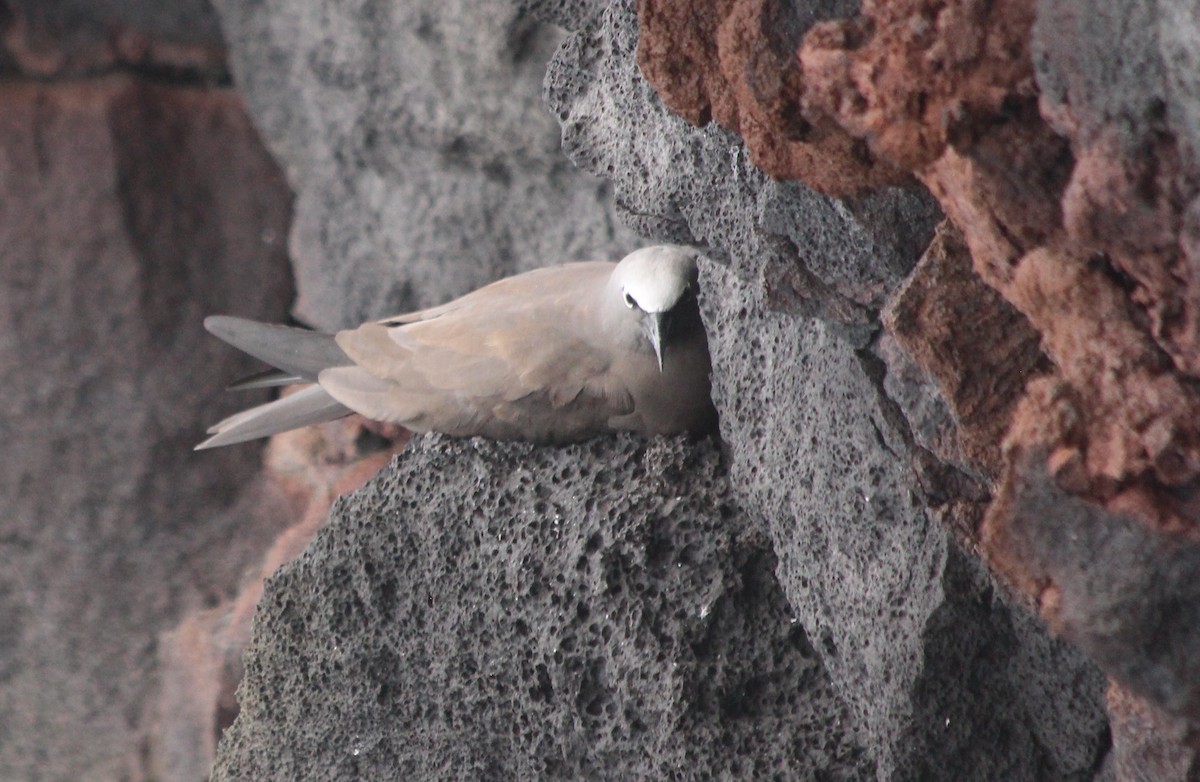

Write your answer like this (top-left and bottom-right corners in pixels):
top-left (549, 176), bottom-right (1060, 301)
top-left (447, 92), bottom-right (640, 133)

top-left (196, 245), bottom-right (716, 449)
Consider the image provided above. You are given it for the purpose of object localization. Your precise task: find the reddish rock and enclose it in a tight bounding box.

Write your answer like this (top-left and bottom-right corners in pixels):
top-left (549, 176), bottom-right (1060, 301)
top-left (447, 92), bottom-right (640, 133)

top-left (1037, 0), bottom-right (1200, 380)
top-left (637, 0), bottom-right (908, 193)
top-left (799, 0), bottom-right (1039, 171)
top-left (641, 0), bottom-right (1200, 507)
top-left (883, 221), bottom-right (1047, 478)
top-left (0, 75), bottom-right (293, 781)
top-left (1005, 247), bottom-right (1200, 493)
top-left (983, 417), bottom-right (1200, 729)
top-left (635, 0), bottom-right (728, 127)
top-left (919, 113), bottom-right (1073, 284)
top-left (1107, 682), bottom-right (1200, 781)
top-left (764, 0), bottom-right (1200, 505)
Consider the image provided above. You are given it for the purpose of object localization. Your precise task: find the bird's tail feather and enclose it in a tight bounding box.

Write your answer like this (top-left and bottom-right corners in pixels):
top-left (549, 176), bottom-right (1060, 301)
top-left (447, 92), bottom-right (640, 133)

top-left (204, 315), bottom-right (350, 381)
top-left (226, 368), bottom-right (305, 391)
top-left (195, 385), bottom-right (351, 450)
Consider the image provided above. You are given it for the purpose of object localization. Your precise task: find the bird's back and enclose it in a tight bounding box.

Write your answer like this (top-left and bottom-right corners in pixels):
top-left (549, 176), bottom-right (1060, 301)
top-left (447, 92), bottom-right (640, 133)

top-left (324, 261), bottom-right (648, 443)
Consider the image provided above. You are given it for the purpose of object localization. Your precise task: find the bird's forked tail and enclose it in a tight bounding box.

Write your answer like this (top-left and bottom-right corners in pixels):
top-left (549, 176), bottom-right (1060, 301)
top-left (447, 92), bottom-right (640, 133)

top-left (195, 316), bottom-right (354, 449)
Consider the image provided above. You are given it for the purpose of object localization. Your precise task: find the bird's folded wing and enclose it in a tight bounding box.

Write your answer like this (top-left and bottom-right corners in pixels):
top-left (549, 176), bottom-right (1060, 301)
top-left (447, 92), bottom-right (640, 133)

top-left (330, 268), bottom-right (636, 430)
top-left (317, 365), bottom-right (445, 424)
top-left (375, 262), bottom-right (614, 327)
top-left (336, 316), bottom-right (617, 407)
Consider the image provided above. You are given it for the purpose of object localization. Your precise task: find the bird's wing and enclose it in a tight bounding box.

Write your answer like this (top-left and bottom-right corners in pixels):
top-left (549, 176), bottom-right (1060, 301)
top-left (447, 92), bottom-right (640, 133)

top-left (326, 262), bottom-right (635, 435)
top-left (374, 262), bottom-right (615, 326)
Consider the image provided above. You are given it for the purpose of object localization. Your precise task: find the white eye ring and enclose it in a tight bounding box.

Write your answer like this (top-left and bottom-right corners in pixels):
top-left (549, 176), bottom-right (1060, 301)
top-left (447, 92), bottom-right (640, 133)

top-left (624, 292), bottom-right (636, 309)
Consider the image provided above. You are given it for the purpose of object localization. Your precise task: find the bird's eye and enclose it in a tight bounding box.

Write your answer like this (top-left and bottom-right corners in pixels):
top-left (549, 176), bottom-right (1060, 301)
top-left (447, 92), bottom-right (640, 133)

top-left (624, 292), bottom-right (637, 309)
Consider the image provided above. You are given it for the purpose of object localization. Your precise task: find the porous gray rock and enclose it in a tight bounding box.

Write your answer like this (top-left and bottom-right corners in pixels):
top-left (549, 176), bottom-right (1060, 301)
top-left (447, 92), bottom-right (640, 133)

top-left (699, 259), bottom-right (1109, 780)
top-left (212, 435), bottom-right (872, 780)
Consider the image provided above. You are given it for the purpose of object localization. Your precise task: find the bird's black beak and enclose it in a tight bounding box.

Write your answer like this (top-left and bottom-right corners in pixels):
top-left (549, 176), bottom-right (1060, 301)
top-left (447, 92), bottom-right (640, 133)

top-left (645, 311), bottom-right (670, 372)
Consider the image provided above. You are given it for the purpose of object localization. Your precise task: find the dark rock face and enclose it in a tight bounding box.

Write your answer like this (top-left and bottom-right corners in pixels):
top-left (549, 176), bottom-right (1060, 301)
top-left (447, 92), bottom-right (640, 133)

top-left (0, 74), bottom-right (294, 780)
top-left (213, 435), bottom-right (873, 780)
top-left (699, 257), bottom-right (1107, 779)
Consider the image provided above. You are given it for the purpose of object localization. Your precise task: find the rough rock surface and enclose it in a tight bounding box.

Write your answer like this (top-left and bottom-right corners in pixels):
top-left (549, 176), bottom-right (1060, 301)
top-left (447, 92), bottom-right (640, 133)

top-left (12, 5), bottom-right (1193, 776)
top-left (700, 252), bottom-right (1106, 780)
top-left (0, 74), bottom-right (294, 780)
top-left (882, 221), bottom-right (1047, 479)
top-left (155, 419), bottom-right (408, 781)
top-left (637, 0), bottom-right (1200, 499)
top-left (1105, 682), bottom-right (1200, 781)
top-left (213, 435), bottom-right (875, 780)
top-left (212, 0), bottom-right (640, 330)
top-left (635, 0), bottom-right (907, 193)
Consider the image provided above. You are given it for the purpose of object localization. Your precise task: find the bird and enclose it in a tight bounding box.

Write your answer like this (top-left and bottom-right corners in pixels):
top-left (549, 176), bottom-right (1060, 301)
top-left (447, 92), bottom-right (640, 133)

top-left (196, 245), bottom-right (717, 449)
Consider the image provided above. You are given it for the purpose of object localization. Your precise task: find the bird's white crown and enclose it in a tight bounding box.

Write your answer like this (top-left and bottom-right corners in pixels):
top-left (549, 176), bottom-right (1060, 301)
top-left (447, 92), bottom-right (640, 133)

top-left (612, 245), bottom-right (699, 313)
